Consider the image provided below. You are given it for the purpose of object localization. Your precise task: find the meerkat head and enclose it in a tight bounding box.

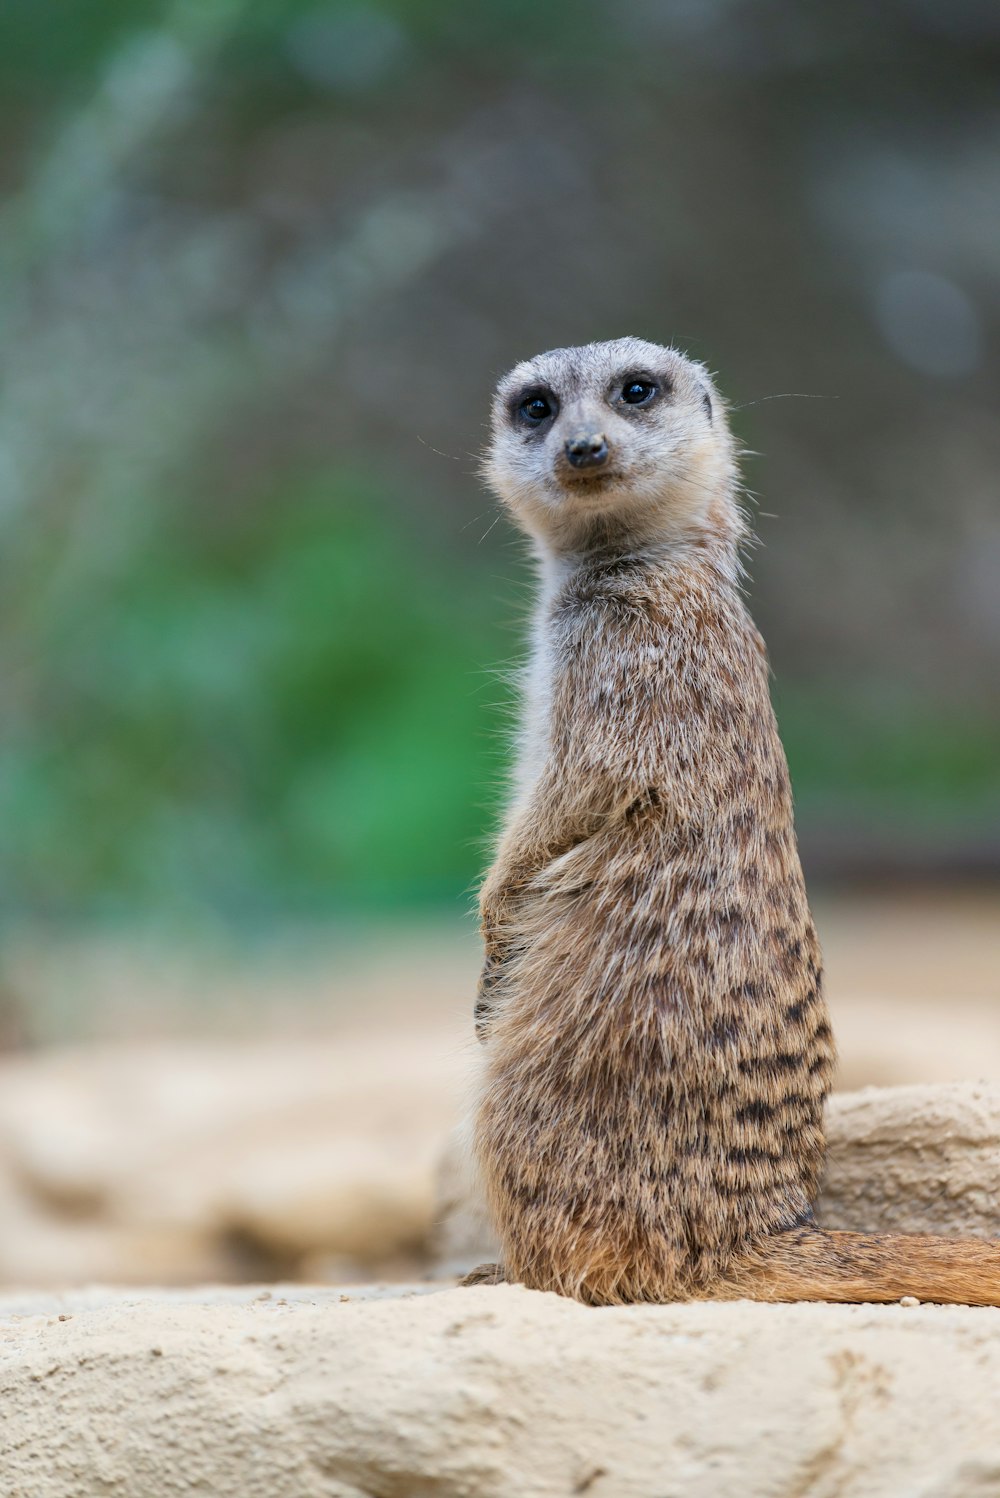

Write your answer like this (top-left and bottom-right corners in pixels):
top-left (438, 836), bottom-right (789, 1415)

top-left (485, 337), bottom-right (739, 556)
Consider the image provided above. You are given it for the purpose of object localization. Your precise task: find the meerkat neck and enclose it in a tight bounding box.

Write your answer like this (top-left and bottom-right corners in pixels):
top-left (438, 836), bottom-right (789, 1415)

top-left (512, 499), bottom-right (744, 812)
top-left (531, 491), bottom-right (745, 593)
top-left (518, 446), bottom-right (746, 582)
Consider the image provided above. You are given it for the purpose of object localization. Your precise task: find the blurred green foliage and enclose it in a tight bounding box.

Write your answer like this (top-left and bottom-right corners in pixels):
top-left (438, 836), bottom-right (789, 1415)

top-left (0, 0), bottom-right (605, 96)
top-left (0, 0), bottom-right (996, 924)
top-left (775, 689), bottom-right (1000, 820)
top-left (0, 470), bottom-right (517, 917)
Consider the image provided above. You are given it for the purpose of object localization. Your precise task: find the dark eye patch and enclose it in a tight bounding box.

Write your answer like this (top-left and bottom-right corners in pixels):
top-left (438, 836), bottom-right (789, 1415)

top-left (512, 385), bottom-right (558, 426)
top-left (615, 370), bottom-right (672, 408)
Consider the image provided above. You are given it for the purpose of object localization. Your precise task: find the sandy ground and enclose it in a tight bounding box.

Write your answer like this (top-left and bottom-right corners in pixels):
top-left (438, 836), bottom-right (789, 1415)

top-left (1, 1284), bottom-right (998, 1497)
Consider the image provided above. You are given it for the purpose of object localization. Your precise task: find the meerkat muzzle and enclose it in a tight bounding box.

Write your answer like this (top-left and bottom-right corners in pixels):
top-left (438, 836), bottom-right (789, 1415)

top-left (564, 433), bottom-right (610, 469)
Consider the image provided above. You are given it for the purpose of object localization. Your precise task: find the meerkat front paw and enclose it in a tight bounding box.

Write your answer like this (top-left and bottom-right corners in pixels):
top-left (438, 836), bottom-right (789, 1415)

top-left (460, 1261), bottom-right (507, 1287)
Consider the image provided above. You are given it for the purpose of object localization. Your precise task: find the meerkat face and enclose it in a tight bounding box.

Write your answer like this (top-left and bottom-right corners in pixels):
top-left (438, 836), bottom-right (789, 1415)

top-left (485, 337), bottom-right (736, 553)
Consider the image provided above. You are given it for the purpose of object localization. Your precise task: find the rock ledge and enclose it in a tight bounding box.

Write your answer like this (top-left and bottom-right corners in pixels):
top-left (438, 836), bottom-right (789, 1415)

top-left (2, 1282), bottom-right (1000, 1497)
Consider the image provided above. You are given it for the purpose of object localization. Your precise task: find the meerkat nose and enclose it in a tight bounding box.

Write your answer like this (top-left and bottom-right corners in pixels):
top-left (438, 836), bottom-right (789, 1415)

top-left (565, 433), bottom-right (610, 470)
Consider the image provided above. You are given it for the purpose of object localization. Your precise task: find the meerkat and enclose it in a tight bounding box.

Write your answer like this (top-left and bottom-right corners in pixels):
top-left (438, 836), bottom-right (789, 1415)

top-left (465, 336), bottom-right (1000, 1307)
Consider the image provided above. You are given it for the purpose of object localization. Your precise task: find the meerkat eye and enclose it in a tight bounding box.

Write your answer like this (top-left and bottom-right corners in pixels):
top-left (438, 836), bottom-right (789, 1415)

top-left (620, 378), bottom-right (657, 406)
top-left (518, 391), bottom-right (554, 424)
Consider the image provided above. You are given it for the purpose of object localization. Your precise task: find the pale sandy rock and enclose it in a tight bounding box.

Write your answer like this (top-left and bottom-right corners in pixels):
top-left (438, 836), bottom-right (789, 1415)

top-left (1, 1283), bottom-right (1000, 1497)
top-left (820, 1081), bottom-right (1000, 1238)
top-left (432, 1118), bottom-right (498, 1271)
top-left (0, 1163), bottom-right (225, 1287)
top-left (0, 1033), bottom-right (468, 1285)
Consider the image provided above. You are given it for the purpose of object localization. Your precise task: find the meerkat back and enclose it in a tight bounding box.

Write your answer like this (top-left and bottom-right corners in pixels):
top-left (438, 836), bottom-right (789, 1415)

top-left (466, 337), bottom-right (1000, 1308)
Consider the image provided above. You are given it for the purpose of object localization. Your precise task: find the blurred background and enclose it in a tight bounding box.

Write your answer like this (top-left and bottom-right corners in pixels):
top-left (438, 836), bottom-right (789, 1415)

top-left (0, 0), bottom-right (996, 1288)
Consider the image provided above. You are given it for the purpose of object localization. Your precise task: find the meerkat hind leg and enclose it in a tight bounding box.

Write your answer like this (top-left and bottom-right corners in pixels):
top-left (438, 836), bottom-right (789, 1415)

top-left (460, 1261), bottom-right (507, 1287)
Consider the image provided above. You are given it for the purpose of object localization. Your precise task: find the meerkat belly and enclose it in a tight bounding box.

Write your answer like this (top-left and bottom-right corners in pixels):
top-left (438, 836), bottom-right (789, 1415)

top-left (475, 821), bottom-right (833, 1301)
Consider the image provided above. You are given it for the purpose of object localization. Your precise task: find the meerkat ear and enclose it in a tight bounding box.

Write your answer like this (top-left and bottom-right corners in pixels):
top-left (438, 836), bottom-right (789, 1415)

top-left (700, 384), bottom-right (713, 421)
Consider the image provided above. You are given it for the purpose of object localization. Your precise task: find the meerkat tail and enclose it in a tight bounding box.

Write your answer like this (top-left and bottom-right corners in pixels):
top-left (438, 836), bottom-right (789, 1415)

top-left (720, 1228), bottom-right (1000, 1307)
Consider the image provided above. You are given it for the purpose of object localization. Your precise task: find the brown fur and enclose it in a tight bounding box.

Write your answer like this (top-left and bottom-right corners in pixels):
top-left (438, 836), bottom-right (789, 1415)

top-left (467, 337), bottom-right (1000, 1306)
